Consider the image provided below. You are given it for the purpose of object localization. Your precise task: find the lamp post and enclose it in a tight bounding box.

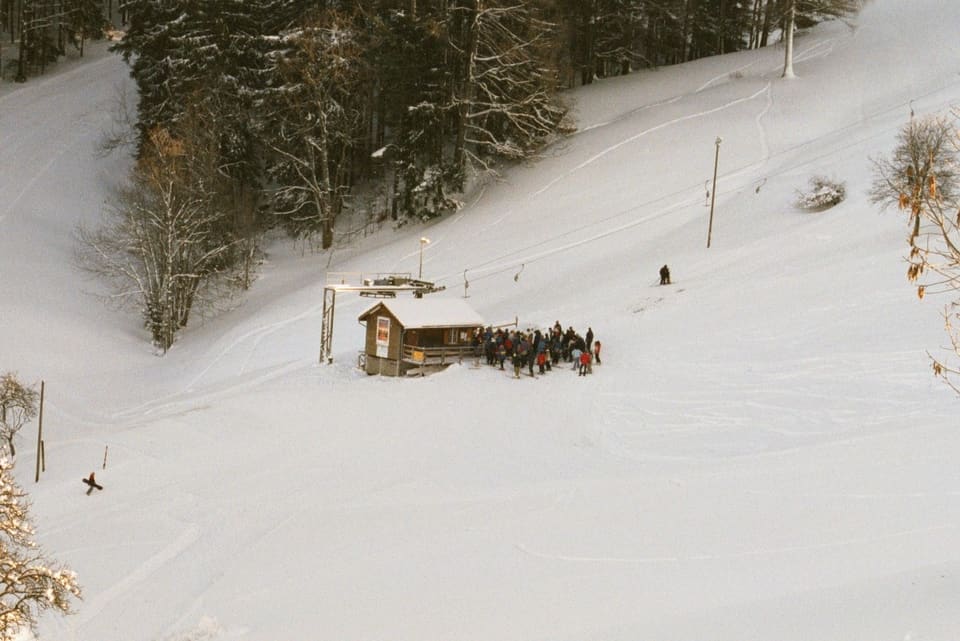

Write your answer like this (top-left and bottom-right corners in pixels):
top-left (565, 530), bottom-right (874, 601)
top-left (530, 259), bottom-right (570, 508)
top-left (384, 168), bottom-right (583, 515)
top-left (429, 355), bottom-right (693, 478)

top-left (418, 237), bottom-right (430, 279)
top-left (707, 137), bottom-right (722, 248)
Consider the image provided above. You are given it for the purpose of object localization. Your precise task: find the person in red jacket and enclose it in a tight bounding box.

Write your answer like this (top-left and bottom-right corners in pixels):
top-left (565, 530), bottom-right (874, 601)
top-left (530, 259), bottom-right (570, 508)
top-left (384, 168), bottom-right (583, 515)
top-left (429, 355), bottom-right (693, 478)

top-left (593, 340), bottom-right (602, 365)
top-left (579, 349), bottom-right (591, 376)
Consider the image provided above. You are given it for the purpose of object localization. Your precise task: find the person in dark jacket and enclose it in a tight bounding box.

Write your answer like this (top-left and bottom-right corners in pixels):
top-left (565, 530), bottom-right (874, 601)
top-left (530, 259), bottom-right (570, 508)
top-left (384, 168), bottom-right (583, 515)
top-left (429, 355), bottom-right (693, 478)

top-left (659, 264), bottom-right (671, 285)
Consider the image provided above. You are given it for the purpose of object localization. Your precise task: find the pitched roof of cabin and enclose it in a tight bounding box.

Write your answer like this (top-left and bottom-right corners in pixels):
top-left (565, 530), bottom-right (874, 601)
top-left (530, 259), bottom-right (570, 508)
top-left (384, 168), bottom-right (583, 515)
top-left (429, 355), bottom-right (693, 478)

top-left (359, 298), bottom-right (484, 329)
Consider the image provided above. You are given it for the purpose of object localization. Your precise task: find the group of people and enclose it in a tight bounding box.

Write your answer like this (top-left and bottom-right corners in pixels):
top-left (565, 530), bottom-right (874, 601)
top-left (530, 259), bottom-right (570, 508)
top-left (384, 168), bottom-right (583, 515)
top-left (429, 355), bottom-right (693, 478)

top-left (474, 321), bottom-right (601, 379)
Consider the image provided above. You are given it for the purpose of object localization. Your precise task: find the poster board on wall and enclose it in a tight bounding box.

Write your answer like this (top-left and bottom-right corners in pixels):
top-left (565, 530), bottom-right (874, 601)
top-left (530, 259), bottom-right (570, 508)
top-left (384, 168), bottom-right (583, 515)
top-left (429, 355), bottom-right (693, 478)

top-left (376, 317), bottom-right (390, 358)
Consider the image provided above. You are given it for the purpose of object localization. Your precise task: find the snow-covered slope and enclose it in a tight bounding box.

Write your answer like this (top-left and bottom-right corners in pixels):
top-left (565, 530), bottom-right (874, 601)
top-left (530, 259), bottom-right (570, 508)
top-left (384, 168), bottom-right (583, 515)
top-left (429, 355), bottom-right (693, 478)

top-left (2, 1), bottom-right (959, 639)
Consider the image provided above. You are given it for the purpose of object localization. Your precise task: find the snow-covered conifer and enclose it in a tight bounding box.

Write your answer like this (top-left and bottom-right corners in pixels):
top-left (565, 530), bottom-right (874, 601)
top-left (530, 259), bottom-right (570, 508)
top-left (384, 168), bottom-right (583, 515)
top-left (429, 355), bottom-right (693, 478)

top-left (262, 8), bottom-right (368, 247)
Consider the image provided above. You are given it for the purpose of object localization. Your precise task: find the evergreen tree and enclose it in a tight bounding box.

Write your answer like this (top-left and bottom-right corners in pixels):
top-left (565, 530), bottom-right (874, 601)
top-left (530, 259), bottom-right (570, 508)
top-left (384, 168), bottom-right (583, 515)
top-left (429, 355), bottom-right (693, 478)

top-left (262, 7), bottom-right (369, 247)
top-left (111, 0), bottom-right (188, 149)
top-left (593, 0), bottom-right (643, 77)
top-left (366, 4), bottom-right (452, 219)
top-left (65, 0), bottom-right (107, 53)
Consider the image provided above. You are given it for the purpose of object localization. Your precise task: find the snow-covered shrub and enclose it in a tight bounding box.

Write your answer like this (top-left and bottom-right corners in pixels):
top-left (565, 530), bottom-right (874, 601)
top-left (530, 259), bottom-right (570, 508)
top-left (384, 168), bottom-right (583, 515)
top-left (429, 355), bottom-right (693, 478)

top-left (796, 175), bottom-right (846, 210)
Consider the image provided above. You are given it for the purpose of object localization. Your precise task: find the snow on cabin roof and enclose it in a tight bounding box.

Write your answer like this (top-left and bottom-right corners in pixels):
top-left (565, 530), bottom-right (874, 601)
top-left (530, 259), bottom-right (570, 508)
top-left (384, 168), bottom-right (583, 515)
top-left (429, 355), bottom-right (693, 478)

top-left (359, 298), bottom-right (484, 329)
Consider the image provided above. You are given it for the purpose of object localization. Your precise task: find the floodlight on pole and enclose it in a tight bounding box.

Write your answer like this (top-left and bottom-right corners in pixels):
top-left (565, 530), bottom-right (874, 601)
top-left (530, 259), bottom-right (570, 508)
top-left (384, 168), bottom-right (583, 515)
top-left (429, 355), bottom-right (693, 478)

top-left (419, 237), bottom-right (431, 279)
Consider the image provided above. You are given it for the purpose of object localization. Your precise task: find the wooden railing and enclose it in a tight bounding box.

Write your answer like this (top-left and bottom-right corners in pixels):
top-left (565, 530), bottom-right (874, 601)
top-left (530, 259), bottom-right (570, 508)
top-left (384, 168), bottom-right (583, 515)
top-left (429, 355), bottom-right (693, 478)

top-left (402, 344), bottom-right (478, 366)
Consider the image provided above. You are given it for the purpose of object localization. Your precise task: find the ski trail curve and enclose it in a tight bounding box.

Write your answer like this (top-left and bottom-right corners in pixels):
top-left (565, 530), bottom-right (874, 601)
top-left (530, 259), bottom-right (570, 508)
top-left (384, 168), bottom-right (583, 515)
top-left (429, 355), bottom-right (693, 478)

top-left (756, 82), bottom-right (773, 160)
top-left (515, 523), bottom-right (957, 566)
top-left (695, 60), bottom-right (759, 93)
top-left (576, 94), bottom-right (685, 135)
top-left (73, 523), bottom-right (202, 626)
top-left (529, 84), bottom-right (771, 201)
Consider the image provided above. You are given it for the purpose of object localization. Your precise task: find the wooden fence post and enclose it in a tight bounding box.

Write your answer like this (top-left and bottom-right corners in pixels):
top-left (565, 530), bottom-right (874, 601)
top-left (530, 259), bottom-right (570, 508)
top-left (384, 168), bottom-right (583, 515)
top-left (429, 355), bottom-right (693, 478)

top-left (34, 380), bottom-right (44, 483)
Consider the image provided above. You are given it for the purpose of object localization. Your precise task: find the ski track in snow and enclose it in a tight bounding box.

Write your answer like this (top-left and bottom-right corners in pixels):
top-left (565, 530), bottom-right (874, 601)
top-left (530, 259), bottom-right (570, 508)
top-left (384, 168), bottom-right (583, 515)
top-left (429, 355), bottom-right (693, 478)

top-left (194, 303), bottom-right (324, 385)
top-left (746, 488), bottom-right (960, 501)
top-left (755, 83), bottom-right (773, 161)
top-left (0, 54), bottom-right (117, 224)
top-left (73, 523), bottom-right (202, 626)
top-left (438, 194), bottom-right (700, 285)
top-left (418, 36), bottom-right (841, 283)
top-left (41, 356), bottom-right (308, 431)
top-left (493, 83), bottom-right (771, 226)
top-left (100, 287), bottom-right (385, 423)
top-left (695, 60), bottom-right (759, 93)
top-left (0, 136), bottom-right (74, 223)
top-left (551, 82), bottom-right (770, 188)
top-left (479, 48), bottom-right (790, 233)
top-left (514, 523), bottom-right (958, 566)
top-left (573, 35), bottom-right (834, 139)
top-left (575, 94), bottom-right (685, 135)
top-left (788, 37), bottom-right (839, 69)
top-left (111, 359), bottom-right (307, 423)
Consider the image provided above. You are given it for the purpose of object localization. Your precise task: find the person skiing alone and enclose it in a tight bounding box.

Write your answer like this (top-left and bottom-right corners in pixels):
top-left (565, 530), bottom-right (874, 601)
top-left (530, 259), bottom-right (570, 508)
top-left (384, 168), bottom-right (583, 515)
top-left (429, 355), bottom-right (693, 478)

top-left (83, 472), bottom-right (103, 495)
top-left (659, 264), bottom-right (671, 285)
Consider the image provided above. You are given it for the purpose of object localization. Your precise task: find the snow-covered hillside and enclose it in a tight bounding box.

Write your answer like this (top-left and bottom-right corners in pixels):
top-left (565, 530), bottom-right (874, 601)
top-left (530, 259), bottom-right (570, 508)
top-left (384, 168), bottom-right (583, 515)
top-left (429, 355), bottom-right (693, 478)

top-left (1, 1), bottom-right (959, 639)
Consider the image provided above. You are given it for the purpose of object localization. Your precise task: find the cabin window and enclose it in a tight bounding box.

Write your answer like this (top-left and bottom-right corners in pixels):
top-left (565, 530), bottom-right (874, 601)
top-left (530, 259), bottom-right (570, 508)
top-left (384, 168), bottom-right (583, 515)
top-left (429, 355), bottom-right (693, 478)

top-left (445, 328), bottom-right (473, 344)
top-left (445, 328), bottom-right (467, 344)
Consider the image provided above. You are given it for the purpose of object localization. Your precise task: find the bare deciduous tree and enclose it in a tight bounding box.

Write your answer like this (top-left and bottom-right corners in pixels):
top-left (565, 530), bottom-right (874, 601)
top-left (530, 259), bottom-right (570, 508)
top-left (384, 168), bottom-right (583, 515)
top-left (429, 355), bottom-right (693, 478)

top-left (79, 122), bottom-right (240, 352)
top-left (871, 114), bottom-right (960, 392)
top-left (451, 0), bottom-right (569, 184)
top-left (0, 374), bottom-right (38, 458)
top-left (0, 457), bottom-right (81, 640)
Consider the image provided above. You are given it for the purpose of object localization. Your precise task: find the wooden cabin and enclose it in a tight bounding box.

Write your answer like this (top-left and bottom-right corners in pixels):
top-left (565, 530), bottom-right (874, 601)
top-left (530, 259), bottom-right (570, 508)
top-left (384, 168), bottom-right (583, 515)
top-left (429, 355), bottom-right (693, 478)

top-left (358, 298), bottom-right (484, 376)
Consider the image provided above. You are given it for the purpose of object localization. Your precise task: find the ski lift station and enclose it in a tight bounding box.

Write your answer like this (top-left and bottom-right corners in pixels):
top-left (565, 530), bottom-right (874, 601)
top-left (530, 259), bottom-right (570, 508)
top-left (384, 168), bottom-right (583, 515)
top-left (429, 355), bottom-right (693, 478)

top-left (321, 272), bottom-right (484, 376)
top-left (358, 298), bottom-right (484, 376)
